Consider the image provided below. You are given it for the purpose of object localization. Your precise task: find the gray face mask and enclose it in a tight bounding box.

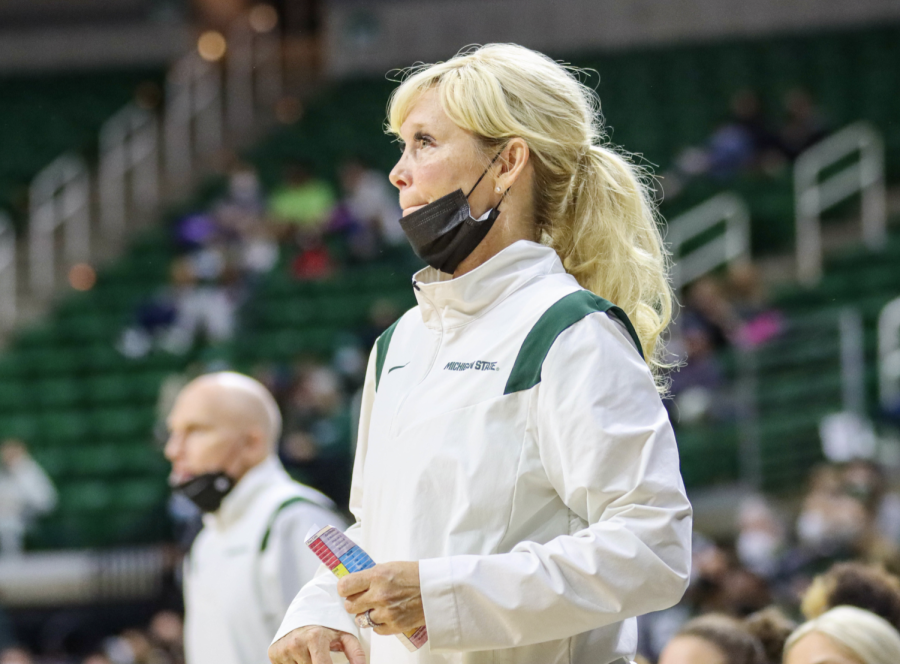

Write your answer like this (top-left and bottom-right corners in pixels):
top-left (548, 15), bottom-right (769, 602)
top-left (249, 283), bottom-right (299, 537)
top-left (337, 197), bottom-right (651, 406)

top-left (399, 150), bottom-right (504, 274)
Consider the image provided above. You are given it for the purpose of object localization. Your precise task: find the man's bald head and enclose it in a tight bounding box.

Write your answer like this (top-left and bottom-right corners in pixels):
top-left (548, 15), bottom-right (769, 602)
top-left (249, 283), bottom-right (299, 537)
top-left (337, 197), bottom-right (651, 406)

top-left (186, 372), bottom-right (282, 450)
top-left (165, 371), bottom-right (282, 482)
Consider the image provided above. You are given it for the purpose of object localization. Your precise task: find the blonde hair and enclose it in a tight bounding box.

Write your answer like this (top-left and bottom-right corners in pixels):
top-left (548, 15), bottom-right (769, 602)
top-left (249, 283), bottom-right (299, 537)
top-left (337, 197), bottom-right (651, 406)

top-left (387, 44), bottom-right (673, 387)
top-left (784, 606), bottom-right (900, 664)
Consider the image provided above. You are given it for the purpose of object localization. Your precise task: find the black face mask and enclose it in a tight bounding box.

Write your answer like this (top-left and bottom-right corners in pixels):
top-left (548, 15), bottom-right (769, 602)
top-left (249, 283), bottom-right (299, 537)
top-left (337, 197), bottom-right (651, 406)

top-left (172, 472), bottom-right (235, 513)
top-left (399, 150), bottom-right (505, 274)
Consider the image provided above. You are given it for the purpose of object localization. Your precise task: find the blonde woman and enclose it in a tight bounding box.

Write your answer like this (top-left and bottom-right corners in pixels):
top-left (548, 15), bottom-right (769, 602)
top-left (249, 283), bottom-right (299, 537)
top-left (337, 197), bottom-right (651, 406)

top-left (269, 43), bottom-right (692, 664)
top-left (784, 606), bottom-right (900, 664)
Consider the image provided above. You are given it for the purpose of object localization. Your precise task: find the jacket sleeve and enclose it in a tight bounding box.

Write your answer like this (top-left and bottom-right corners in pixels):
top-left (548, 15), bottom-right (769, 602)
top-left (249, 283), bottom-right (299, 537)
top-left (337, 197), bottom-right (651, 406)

top-left (271, 348), bottom-right (376, 645)
top-left (271, 504), bottom-right (350, 611)
top-left (418, 312), bottom-right (692, 652)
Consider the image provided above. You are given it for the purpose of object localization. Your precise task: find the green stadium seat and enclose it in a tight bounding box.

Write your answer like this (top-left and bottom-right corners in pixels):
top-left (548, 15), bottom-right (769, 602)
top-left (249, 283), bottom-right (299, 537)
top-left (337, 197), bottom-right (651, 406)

top-left (40, 411), bottom-right (91, 444)
top-left (90, 407), bottom-right (154, 439)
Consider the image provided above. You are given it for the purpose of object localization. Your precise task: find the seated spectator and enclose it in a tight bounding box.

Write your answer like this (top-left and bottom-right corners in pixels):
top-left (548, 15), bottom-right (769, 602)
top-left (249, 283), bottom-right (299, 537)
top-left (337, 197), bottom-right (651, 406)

top-left (784, 606), bottom-right (900, 664)
top-left (795, 464), bottom-right (870, 559)
top-left (801, 562), bottom-right (900, 631)
top-left (659, 609), bottom-right (790, 664)
top-left (0, 440), bottom-right (57, 555)
top-left (668, 317), bottom-right (727, 424)
top-left (842, 459), bottom-right (900, 546)
top-left (331, 157), bottom-right (404, 254)
top-left (780, 88), bottom-right (830, 160)
top-left (163, 255), bottom-right (237, 354)
top-left (267, 161), bottom-right (335, 233)
top-left (289, 238), bottom-right (333, 280)
top-left (736, 496), bottom-right (786, 580)
top-left (0, 648), bottom-right (32, 664)
top-left (147, 612), bottom-right (184, 664)
top-left (281, 363), bottom-right (353, 506)
top-left (727, 262), bottom-right (784, 349)
top-left (663, 89), bottom-right (782, 197)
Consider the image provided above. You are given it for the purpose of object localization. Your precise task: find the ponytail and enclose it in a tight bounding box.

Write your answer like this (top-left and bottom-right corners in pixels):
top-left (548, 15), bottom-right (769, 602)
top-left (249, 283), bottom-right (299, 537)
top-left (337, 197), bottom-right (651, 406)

top-left (542, 144), bottom-right (672, 388)
top-left (388, 44), bottom-right (674, 389)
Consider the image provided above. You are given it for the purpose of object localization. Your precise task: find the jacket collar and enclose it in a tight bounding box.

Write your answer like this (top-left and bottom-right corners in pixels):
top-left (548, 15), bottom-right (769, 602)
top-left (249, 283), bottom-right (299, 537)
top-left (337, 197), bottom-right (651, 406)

top-left (413, 240), bottom-right (564, 330)
top-left (205, 455), bottom-right (288, 530)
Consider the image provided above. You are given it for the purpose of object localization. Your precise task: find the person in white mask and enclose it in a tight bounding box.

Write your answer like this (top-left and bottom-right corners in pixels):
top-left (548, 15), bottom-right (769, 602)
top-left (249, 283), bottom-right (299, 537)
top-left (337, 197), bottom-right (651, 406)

top-left (269, 43), bottom-right (692, 664)
top-left (165, 371), bottom-right (346, 664)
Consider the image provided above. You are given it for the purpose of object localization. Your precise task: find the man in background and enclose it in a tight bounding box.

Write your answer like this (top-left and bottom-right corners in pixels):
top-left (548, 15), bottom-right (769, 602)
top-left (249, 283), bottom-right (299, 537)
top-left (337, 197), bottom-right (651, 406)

top-left (0, 439), bottom-right (57, 555)
top-left (165, 372), bottom-right (346, 664)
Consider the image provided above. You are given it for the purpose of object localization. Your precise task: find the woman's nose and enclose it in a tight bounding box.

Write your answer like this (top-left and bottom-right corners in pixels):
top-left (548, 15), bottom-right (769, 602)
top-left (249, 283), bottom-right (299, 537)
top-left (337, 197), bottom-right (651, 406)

top-left (389, 155), bottom-right (409, 191)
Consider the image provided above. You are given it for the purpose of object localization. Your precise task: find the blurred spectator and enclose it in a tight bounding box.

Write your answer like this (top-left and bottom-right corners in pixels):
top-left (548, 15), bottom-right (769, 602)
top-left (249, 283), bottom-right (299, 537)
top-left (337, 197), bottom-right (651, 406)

top-left (664, 89), bottom-right (783, 196)
top-left (784, 606), bottom-right (900, 664)
top-left (289, 238), bottom-right (333, 280)
top-left (801, 562), bottom-right (900, 630)
top-left (683, 277), bottom-right (739, 350)
top-left (328, 158), bottom-right (404, 259)
top-left (281, 363), bottom-right (353, 504)
top-left (780, 89), bottom-right (830, 160)
top-left (0, 440), bottom-right (57, 555)
top-left (658, 610), bottom-right (789, 664)
top-left (118, 256), bottom-right (236, 359)
top-left (726, 263), bottom-right (784, 349)
top-left (736, 496), bottom-right (786, 580)
top-left (267, 162), bottom-right (335, 232)
top-left (0, 648), bottom-right (33, 664)
top-left (163, 254), bottom-right (237, 353)
top-left (794, 464), bottom-right (868, 559)
top-left (147, 612), bottom-right (184, 664)
top-left (843, 459), bottom-right (900, 545)
top-left (668, 317), bottom-right (727, 424)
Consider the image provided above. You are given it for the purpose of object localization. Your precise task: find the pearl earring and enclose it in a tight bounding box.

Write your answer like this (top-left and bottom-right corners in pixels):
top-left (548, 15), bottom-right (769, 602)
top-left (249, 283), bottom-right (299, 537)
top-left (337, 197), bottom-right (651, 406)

top-left (495, 186), bottom-right (502, 193)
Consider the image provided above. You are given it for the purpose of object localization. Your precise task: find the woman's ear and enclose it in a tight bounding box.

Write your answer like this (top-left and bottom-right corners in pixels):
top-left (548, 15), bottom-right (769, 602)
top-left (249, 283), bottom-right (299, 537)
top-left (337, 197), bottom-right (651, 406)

top-left (496, 138), bottom-right (530, 191)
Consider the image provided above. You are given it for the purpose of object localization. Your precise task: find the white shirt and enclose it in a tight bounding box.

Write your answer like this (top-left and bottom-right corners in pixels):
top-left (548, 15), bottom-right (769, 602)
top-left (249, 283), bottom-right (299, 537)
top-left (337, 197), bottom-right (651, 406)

top-left (184, 456), bottom-right (347, 664)
top-left (275, 241), bottom-right (692, 664)
top-left (0, 456), bottom-right (57, 528)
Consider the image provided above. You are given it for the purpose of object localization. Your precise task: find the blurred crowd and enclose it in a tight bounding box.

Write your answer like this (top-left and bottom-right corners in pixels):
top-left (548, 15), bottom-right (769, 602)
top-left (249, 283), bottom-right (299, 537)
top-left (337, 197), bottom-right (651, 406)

top-left (117, 157), bottom-right (402, 360)
top-left (0, 611), bottom-right (184, 664)
top-left (639, 457), bottom-right (900, 663)
top-left (661, 87), bottom-right (829, 198)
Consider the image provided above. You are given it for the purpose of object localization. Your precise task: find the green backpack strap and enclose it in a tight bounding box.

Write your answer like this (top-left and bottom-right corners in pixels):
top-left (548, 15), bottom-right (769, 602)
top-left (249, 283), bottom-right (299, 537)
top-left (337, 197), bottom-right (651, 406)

top-left (259, 496), bottom-right (312, 552)
top-left (504, 290), bottom-right (643, 395)
top-left (374, 318), bottom-right (401, 391)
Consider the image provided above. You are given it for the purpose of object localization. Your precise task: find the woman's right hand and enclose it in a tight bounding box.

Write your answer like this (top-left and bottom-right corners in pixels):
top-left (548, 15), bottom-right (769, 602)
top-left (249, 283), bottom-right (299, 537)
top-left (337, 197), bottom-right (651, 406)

top-left (268, 625), bottom-right (365, 664)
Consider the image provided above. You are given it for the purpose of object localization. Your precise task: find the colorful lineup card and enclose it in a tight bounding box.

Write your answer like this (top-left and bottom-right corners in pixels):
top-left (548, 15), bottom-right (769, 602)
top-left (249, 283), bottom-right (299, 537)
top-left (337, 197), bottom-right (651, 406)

top-left (305, 525), bottom-right (429, 652)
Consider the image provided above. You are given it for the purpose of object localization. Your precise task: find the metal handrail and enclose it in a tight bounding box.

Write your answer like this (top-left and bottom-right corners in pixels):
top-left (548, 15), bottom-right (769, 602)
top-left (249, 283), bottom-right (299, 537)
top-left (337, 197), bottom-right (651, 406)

top-left (226, 17), bottom-right (282, 133)
top-left (29, 154), bottom-right (91, 295)
top-left (879, 296), bottom-right (900, 412)
top-left (0, 213), bottom-right (15, 328)
top-left (165, 53), bottom-right (223, 182)
top-left (7, 10), bottom-right (283, 331)
top-left (795, 122), bottom-right (886, 285)
top-left (666, 192), bottom-right (751, 290)
top-left (99, 104), bottom-right (159, 237)
top-left (737, 305), bottom-right (867, 487)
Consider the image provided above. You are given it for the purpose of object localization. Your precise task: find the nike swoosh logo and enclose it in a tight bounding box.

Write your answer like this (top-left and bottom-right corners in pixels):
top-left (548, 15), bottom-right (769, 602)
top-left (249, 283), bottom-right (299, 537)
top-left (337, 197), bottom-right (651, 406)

top-left (388, 363), bottom-right (409, 373)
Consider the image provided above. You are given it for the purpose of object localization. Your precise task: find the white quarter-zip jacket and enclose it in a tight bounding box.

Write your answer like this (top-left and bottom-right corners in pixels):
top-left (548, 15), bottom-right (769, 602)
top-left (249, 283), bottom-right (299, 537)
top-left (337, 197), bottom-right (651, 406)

top-left (184, 456), bottom-right (347, 664)
top-left (274, 241), bottom-right (692, 664)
